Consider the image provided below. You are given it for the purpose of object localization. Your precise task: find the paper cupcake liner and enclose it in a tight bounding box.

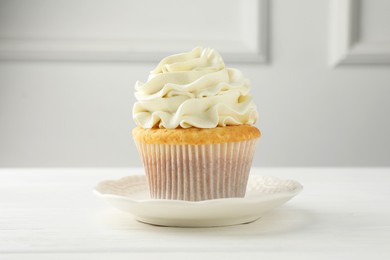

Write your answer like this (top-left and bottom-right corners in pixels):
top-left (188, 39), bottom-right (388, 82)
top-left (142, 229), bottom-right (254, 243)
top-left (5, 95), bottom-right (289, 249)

top-left (134, 140), bottom-right (257, 201)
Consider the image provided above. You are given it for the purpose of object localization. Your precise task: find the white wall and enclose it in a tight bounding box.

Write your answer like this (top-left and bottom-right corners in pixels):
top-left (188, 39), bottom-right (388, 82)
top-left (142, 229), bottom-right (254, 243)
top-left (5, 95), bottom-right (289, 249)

top-left (1, 0), bottom-right (390, 167)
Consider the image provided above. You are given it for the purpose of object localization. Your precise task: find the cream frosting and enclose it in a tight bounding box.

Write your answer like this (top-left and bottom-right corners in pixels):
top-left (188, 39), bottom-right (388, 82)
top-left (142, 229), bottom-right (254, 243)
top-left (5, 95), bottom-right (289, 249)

top-left (133, 47), bottom-right (258, 129)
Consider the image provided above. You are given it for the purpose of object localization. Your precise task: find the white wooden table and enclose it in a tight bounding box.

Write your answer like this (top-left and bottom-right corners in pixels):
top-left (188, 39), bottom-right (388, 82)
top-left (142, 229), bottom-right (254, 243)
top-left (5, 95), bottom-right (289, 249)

top-left (1, 168), bottom-right (389, 259)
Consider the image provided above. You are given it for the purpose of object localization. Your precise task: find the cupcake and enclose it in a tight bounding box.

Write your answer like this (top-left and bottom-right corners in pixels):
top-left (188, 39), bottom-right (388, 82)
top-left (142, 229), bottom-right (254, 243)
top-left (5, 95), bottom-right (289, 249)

top-left (132, 47), bottom-right (260, 201)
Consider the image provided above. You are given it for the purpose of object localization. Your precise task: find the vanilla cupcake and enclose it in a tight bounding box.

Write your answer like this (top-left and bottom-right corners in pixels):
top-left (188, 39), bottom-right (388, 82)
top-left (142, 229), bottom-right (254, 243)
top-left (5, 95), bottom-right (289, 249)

top-left (132, 47), bottom-right (260, 201)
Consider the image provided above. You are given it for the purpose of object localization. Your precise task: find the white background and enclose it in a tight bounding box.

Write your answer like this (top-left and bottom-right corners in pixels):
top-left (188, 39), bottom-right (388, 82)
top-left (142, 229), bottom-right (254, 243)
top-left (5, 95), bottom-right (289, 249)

top-left (0, 0), bottom-right (390, 167)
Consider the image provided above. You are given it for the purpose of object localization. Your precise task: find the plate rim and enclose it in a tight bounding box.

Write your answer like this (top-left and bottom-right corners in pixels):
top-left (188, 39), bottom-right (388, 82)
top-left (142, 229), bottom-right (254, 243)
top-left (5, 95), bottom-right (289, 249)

top-left (94, 175), bottom-right (303, 205)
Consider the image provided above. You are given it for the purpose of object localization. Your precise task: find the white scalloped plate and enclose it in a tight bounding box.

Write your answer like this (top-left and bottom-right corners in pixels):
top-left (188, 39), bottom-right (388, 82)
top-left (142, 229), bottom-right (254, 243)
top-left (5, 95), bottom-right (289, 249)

top-left (94, 175), bottom-right (303, 227)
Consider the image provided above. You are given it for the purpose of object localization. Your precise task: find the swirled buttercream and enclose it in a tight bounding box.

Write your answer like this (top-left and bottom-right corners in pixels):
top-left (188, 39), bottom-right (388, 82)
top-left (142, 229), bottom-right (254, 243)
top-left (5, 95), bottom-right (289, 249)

top-left (133, 47), bottom-right (258, 129)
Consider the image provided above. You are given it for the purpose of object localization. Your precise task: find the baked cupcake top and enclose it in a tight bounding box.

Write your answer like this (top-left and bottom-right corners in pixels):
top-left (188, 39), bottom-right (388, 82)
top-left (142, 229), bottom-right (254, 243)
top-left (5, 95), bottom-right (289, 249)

top-left (133, 47), bottom-right (258, 129)
top-left (132, 125), bottom-right (260, 145)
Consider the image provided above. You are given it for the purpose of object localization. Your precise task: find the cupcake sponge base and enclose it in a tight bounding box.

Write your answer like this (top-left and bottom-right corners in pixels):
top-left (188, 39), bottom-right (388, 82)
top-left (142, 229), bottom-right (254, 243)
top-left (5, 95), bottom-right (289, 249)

top-left (133, 125), bottom-right (260, 201)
